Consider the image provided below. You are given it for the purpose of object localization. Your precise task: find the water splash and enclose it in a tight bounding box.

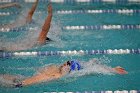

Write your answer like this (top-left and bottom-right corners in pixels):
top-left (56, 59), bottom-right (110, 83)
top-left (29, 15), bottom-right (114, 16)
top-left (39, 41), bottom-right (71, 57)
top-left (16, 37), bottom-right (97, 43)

top-left (0, 74), bottom-right (24, 87)
top-left (46, 20), bottom-right (63, 48)
top-left (0, 10), bottom-right (62, 51)
top-left (66, 58), bottom-right (115, 78)
top-left (98, 55), bottom-right (112, 64)
top-left (0, 27), bottom-right (40, 51)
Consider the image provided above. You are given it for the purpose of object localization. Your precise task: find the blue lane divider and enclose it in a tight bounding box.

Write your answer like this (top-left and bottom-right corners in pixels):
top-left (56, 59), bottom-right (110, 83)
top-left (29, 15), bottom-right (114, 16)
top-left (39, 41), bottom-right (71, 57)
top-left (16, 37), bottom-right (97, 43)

top-left (0, 12), bottom-right (19, 16)
top-left (0, 0), bottom-right (18, 3)
top-left (1, 0), bottom-right (140, 4)
top-left (0, 49), bottom-right (139, 58)
top-left (57, 9), bottom-right (140, 14)
top-left (64, 25), bottom-right (140, 30)
top-left (24, 0), bottom-right (140, 4)
top-left (0, 9), bottom-right (140, 16)
top-left (0, 24), bottom-right (140, 32)
top-left (41, 90), bottom-right (139, 93)
top-left (0, 27), bottom-right (38, 32)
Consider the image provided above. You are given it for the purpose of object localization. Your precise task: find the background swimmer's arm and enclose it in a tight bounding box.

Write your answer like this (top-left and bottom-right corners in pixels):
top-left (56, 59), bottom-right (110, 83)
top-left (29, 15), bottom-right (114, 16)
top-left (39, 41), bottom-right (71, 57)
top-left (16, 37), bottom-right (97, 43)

top-left (0, 2), bottom-right (21, 9)
top-left (26, 0), bottom-right (38, 22)
top-left (37, 4), bottom-right (52, 44)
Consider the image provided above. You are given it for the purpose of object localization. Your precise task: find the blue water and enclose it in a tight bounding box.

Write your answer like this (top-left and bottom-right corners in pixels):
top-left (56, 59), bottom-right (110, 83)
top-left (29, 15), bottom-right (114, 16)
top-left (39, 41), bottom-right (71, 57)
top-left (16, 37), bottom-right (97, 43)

top-left (0, 2), bottom-right (140, 93)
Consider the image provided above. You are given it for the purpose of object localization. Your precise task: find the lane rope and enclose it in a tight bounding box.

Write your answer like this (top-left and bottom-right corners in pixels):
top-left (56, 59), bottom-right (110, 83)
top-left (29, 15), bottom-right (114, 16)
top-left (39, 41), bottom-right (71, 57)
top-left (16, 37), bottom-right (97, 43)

top-left (25, 0), bottom-right (140, 3)
top-left (0, 49), bottom-right (139, 58)
top-left (0, 11), bottom-right (19, 16)
top-left (57, 9), bottom-right (140, 14)
top-left (1, 0), bottom-right (140, 4)
top-left (0, 27), bottom-right (38, 32)
top-left (23, 0), bottom-right (140, 3)
top-left (0, 24), bottom-right (140, 32)
top-left (0, 9), bottom-right (140, 16)
top-left (64, 25), bottom-right (140, 30)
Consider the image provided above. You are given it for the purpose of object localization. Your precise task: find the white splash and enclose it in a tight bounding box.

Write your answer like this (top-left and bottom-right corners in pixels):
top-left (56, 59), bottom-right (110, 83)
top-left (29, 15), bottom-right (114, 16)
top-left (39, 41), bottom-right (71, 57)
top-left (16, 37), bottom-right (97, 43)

top-left (0, 74), bottom-right (24, 87)
top-left (66, 58), bottom-right (115, 78)
top-left (0, 10), bottom-right (62, 51)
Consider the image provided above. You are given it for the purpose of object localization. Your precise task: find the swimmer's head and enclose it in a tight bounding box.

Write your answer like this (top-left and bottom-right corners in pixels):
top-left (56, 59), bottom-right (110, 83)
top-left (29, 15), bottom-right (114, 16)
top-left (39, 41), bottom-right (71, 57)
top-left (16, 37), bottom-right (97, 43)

top-left (69, 60), bottom-right (81, 71)
top-left (60, 60), bottom-right (81, 75)
top-left (59, 61), bottom-right (71, 75)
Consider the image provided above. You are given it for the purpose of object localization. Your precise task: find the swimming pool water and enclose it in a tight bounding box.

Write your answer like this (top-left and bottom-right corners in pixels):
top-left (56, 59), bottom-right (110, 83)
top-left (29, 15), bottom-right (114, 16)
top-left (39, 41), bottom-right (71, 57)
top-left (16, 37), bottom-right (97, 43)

top-left (0, 2), bottom-right (140, 93)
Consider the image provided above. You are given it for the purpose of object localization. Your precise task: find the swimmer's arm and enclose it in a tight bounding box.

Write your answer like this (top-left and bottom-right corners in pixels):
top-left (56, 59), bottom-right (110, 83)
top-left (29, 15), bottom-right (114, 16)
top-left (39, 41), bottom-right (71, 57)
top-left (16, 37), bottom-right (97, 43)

top-left (22, 74), bottom-right (47, 86)
top-left (37, 4), bottom-right (52, 44)
top-left (113, 66), bottom-right (128, 75)
top-left (0, 2), bottom-right (21, 9)
top-left (26, 0), bottom-right (38, 22)
top-left (22, 73), bottom-right (61, 86)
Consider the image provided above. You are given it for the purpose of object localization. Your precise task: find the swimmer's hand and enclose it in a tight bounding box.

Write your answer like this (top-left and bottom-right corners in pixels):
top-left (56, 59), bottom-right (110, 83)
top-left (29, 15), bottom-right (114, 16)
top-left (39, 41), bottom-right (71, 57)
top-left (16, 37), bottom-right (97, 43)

top-left (114, 66), bottom-right (128, 75)
top-left (47, 4), bottom-right (52, 14)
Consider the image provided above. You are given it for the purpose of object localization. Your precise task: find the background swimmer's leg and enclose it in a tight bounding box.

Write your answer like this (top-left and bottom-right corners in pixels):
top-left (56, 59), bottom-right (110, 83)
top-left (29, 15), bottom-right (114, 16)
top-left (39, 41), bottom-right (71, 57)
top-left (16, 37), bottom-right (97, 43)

top-left (37, 4), bottom-right (52, 44)
top-left (0, 2), bottom-right (21, 9)
top-left (26, 0), bottom-right (39, 22)
top-left (113, 66), bottom-right (128, 74)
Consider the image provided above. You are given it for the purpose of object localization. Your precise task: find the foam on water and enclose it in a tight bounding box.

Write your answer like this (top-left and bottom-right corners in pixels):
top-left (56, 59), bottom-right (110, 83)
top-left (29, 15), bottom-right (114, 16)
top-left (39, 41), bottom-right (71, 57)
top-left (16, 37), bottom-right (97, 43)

top-left (0, 8), bottom-right (29, 30)
top-left (66, 58), bottom-right (115, 78)
top-left (0, 9), bottom-right (62, 51)
top-left (0, 27), bottom-right (40, 51)
top-left (0, 74), bottom-right (24, 87)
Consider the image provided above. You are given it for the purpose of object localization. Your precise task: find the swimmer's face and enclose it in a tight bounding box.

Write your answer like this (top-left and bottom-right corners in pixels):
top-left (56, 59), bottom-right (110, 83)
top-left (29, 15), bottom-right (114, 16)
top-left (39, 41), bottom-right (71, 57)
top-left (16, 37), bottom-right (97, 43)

top-left (60, 62), bottom-right (71, 74)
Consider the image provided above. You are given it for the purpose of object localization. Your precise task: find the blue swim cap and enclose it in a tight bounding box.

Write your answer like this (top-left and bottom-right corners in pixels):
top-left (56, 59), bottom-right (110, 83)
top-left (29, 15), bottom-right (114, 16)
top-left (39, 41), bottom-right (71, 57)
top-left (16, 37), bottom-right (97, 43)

top-left (70, 60), bottom-right (81, 71)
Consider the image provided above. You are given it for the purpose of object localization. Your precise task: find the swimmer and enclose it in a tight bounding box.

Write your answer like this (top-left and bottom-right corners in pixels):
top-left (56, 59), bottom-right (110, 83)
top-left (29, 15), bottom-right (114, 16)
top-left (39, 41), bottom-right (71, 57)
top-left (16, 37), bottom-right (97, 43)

top-left (0, 59), bottom-right (128, 88)
top-left (0, 0), bottom-right (38, 29)
top-left (0, 2), bottom-right (21, 9)
top-left (0, 4), bottom-right (52, 51)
